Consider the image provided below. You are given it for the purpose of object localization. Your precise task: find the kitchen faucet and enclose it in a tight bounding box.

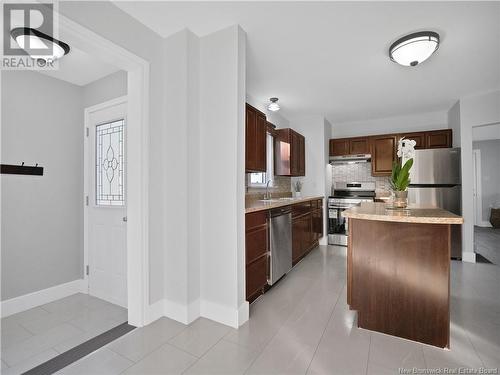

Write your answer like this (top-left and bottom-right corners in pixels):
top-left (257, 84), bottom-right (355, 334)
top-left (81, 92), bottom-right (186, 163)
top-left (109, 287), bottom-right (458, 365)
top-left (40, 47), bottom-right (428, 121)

top-left (265, 180), bottom-right (272, 200)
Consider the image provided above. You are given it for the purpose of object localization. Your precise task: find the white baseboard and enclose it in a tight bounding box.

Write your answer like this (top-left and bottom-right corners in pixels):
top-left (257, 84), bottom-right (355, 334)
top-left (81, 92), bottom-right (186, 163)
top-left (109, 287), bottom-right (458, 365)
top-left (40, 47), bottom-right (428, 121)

top-left (145, 299), bottom-right (165, 325)
top-left (164, 299), bottom-right (191, 325)
top-left (200, 299), bottom-right (245, 328)
top-left (144, 298), bottom-right (248, 329)
top-left (476, 221), bottom-right (493, 228)
top-left (1, 279), bottom-right (88, 318)
top-left (238, 301), bottom-right (249, 326)
top-left (186, 299), bottom-right (200, 325)
top-left (462, 252), bottom-right (476, 264)
top-left (319, 236), bottom-right (328, 246)
top-left (145, 298), bottom-right (199, 326)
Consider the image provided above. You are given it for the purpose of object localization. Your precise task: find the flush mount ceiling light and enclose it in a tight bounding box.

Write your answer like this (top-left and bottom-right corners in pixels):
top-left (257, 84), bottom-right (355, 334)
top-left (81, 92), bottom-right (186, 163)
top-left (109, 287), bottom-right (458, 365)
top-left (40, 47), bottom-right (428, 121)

top-left (267, 97), bottom-right (280, 112)
top-left (11, 27), bottom-right (70, 61)
top-left (389, 31), bottom-right (440, 67)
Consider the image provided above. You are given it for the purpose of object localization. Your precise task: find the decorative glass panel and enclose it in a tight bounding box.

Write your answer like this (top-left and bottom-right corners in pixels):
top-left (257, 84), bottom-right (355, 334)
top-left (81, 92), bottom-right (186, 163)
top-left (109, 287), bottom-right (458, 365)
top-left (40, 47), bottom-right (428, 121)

top-left (96, 119), bottom-right (125, 206)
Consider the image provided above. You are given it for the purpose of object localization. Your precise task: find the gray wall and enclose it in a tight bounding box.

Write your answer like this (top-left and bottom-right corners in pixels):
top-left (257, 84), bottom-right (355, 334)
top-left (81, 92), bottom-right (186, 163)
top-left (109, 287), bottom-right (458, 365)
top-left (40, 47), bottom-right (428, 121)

top-left (1, 70), bottom-right (127, 301)
top-left (1, 71), bottom-right (84, 300)
top-left (83, 70), bottom-right (127, 108)
top-left (472, 139), bottom-right (500, 222)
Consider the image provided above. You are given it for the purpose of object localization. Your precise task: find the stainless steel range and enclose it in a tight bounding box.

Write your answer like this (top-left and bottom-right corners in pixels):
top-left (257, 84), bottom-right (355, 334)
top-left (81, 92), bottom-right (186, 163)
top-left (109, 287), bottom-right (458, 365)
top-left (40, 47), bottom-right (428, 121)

top-left (328, 181), bottom-right (375, 246)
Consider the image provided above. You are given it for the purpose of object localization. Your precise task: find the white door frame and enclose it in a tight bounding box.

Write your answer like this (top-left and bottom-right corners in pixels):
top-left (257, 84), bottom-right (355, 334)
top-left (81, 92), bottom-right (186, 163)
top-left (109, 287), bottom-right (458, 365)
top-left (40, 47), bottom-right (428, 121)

top-left (57, 11), bottom-right (149, 327)
top-left (472, 149), bottom-right (483, 226)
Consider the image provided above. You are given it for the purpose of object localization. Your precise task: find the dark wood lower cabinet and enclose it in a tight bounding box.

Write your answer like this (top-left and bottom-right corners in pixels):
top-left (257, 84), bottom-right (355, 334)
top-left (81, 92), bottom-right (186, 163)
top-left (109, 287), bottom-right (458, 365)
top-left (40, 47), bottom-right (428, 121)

top-left (245, 211), bottom-right (269, 303)
top-left (292, 199), bottom-right (323, 266)
top-left (246, 255), bottom-right (268, 302)
top-left (312, 205), bottom-right (324, 241)
top-left (292, 213), bottom-right (312, 263)
top-left (246, 198), bottom-right (324, 302)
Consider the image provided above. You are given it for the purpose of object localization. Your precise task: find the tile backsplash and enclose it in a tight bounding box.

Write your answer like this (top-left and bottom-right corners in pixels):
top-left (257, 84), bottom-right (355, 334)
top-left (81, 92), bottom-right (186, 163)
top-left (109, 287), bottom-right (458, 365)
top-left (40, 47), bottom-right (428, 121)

top-left (245, 175), bottom-right (291, 194)
top-left (331, 162), bottom-right (390, 194)
top-left (245, 174), bottom-right (292, 203)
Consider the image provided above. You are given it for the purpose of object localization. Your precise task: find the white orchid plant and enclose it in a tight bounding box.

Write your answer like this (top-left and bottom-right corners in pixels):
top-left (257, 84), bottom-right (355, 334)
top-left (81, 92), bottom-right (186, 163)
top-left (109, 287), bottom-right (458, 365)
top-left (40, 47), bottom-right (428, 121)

top-left (390, 138), bottom-right (416, 191)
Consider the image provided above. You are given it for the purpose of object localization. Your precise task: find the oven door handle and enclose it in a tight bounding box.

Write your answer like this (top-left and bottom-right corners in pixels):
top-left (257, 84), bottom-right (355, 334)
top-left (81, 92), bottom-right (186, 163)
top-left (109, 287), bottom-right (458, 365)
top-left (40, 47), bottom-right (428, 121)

top-left (329, 205), bottom-right (358, 209)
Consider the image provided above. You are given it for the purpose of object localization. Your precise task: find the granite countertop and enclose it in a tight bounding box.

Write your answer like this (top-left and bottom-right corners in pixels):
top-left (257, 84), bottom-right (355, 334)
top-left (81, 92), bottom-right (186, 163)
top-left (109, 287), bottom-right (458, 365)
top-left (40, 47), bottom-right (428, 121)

top-left (342, 202), bottom-right (464, 224)
top-left (245, 196), bottom-right (324, 213)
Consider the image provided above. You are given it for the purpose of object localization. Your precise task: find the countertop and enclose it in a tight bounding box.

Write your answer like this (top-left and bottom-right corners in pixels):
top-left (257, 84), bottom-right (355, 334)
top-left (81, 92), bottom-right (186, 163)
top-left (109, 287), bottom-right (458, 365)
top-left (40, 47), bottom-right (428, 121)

top-left (245, 196), bottom-right (324, 213)
top-left (342, 202), bottom-right (464, 224)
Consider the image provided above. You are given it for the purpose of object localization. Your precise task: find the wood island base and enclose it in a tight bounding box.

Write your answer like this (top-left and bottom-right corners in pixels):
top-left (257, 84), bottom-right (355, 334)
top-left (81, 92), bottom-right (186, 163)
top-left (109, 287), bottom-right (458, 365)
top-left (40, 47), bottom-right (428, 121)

top-left (347, 218), bottom-right (451, 348)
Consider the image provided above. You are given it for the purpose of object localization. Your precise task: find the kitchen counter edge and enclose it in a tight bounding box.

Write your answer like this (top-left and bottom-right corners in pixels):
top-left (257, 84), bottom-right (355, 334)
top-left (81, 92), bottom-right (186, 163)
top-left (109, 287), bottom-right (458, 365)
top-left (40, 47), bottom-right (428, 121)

top-left (245, 196), bottom-right (324, 214)
top-left (342, 202), bottom-right (464, 224)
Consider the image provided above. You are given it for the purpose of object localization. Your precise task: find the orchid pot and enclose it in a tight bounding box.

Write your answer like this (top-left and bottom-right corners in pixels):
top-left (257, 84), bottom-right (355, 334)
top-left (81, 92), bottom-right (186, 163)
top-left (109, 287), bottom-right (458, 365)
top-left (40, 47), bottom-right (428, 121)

top-left (389, 138), bottom-right (416, 209)
top-left (393, 190), bottom-right (409, 209)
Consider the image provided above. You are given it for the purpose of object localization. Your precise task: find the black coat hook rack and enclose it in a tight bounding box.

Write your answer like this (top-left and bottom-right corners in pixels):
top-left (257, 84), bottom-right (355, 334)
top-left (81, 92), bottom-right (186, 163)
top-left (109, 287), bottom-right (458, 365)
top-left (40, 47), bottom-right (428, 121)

top-left (1, 163), bottom-right (44, 176)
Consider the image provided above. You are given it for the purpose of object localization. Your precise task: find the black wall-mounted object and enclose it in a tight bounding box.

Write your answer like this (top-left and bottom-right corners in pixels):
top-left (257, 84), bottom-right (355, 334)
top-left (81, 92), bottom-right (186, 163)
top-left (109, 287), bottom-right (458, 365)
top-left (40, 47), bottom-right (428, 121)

top-left (1, 164), bottom-right (44, 176)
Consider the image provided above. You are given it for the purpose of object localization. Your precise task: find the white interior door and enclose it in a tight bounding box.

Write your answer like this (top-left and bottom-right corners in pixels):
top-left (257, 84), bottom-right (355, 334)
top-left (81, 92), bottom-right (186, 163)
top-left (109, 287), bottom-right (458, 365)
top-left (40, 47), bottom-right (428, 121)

top-left (86, 100), bottom-right (127, 308)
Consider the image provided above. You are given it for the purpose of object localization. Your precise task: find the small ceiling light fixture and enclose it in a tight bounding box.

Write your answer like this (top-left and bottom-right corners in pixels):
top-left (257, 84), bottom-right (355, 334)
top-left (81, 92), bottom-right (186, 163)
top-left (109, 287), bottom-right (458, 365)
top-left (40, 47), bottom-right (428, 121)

top-left (389, 31), bottom-right (440, 67)
top-left (267, 97), bottom-right (280, 112)
top-left (11, 27), bottom-right (70, 61)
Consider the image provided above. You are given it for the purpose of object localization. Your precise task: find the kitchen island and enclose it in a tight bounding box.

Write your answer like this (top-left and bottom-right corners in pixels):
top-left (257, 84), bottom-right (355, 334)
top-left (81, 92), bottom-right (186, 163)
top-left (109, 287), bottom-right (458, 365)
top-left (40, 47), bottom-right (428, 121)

top-left (342, 202), bottom-right (463, 348)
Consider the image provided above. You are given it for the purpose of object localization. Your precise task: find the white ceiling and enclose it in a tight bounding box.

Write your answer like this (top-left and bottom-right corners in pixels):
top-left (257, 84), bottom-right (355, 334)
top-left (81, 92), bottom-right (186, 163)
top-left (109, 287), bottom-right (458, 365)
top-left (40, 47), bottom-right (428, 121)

top-left (115, 1), bottom-right (500, 124)
top-left (38, 46), bottom-right (120, 86)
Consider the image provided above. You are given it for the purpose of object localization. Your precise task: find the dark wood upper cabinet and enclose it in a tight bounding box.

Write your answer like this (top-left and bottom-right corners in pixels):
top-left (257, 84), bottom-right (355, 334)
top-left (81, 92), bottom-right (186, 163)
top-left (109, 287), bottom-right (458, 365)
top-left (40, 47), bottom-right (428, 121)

top-left (330, 137), bottom-right (370, 156)
top-left (400, 130), bottom-right (452, 149)
top-left (329, 139), bottom-right (349, 156)
top-left (275, 128), bottom-right (305, 176)
top-left (371, 135), bottom-right (397, 176)
top-left (330, 128), bottom-right (452, 177)
top-left (426, 129), bottom-right (452, 149)
top-left (245, 104), bottom-right (267, 173)
top-left (349, 137), bottom-right (371, 154)
top-left (399, 132), bottom-right (426, 149)
top-left (298, 133), bottom-right (305, 176)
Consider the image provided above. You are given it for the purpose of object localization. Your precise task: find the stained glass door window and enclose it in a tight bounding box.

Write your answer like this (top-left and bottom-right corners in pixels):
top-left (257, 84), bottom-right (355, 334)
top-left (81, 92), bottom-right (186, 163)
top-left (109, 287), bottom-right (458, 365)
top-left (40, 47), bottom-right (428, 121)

top-left (96, 119), bottom-right (125, 206)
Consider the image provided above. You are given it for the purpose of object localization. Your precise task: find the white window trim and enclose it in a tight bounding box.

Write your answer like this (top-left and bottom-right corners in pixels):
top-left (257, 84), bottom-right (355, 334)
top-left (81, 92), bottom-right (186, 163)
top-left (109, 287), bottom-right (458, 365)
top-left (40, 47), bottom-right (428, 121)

top-left (248, 133), bottom-right (274, 188)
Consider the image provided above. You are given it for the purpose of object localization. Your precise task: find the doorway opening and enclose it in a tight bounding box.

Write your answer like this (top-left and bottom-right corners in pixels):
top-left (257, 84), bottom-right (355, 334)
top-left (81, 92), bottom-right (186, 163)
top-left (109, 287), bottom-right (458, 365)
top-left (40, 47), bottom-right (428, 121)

top-left (0, 8), bottom-right (149, 373)
top-left (57, 11), bottom-right (150, 327)
top-left (85, 97), bottom-right (128, 308)
top-left (472, 123), bottom-right (500, 265)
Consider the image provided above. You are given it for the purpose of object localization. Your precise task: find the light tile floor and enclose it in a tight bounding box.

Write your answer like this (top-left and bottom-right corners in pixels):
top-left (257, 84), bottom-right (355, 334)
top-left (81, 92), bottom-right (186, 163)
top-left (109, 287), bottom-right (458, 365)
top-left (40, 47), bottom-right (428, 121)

top-left (0, 293), bottom-right (127, 374)
top-left (5, 245), bottom-right (500, 374)
top-left (475, 226), bottom-right (500, 265)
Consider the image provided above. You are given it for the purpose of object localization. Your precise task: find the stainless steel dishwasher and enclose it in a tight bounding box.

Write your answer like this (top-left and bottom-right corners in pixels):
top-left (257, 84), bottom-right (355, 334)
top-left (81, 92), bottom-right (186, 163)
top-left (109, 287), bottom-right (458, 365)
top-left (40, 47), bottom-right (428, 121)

top-left (269, 206), bottom-right (292, 285)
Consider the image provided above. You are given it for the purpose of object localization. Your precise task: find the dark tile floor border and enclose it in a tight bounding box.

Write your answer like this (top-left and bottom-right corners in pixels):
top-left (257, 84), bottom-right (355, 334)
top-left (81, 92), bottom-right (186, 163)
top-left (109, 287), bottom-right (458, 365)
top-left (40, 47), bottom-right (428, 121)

top-left (22, 322), bottom-right (135, 375)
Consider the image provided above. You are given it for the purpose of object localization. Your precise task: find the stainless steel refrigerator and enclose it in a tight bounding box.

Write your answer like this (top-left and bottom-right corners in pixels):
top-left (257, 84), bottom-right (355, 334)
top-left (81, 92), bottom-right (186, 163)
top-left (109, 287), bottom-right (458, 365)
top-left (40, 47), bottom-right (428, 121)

top-left (406, 148), bottom-right (462, 258)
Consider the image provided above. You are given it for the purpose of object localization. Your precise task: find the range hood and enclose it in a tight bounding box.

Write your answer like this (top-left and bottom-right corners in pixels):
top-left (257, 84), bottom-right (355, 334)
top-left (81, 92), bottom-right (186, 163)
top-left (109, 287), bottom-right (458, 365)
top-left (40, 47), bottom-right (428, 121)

top-left (329, 154), bottom-right (371, 165)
